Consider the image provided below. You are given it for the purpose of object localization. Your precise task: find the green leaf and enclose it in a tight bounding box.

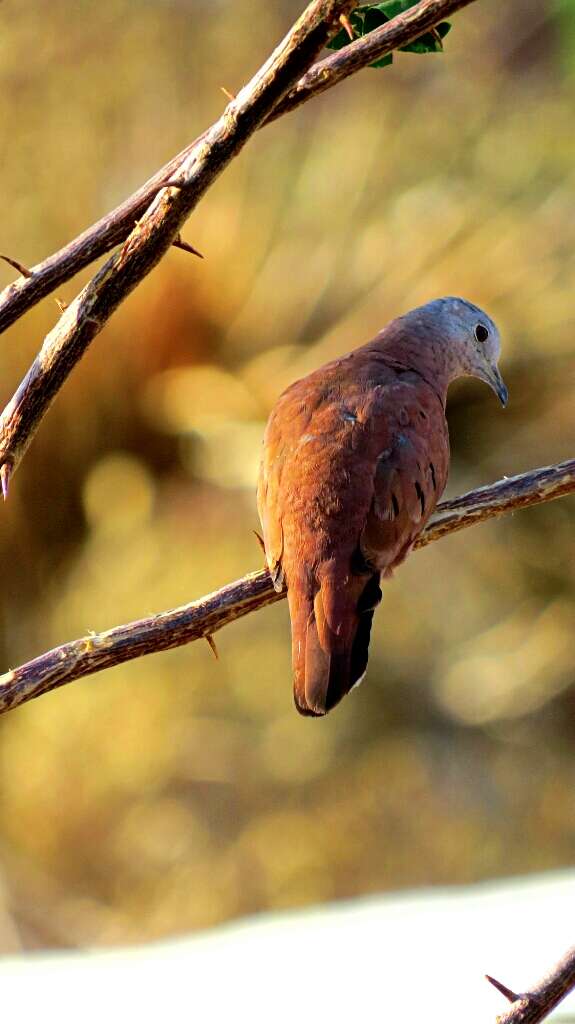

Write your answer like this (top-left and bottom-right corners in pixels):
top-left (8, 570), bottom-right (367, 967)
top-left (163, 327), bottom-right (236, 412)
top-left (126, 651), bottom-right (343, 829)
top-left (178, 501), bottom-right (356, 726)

top-left (370, 53), bottom-right (394, 69)
top-left (327, 9), bottom-right (385, 53)
top-left (367, 1), bottom-right (419, 15)
top-left (400, 22), bottom-right (451, 54)
top-left (327, 1), bottom-right (452, 69)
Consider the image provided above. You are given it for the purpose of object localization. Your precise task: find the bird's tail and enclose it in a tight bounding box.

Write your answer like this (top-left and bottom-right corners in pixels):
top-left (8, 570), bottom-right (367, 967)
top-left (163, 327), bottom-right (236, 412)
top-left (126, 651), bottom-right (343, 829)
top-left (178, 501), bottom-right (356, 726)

top-left (289, 569), bottom-right (382, 717)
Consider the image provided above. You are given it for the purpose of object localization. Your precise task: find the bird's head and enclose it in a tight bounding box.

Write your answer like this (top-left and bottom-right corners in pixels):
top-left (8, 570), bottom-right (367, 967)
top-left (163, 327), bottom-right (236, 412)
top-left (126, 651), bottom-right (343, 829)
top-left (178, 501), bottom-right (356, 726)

top-left (403, 297), bottom-right (508, 407)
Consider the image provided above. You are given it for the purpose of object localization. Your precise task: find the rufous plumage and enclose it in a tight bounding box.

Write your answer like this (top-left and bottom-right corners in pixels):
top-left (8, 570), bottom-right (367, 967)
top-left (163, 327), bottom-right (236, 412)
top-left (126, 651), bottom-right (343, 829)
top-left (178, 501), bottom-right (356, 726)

top-left (257, 297), bottom-right (507, 716)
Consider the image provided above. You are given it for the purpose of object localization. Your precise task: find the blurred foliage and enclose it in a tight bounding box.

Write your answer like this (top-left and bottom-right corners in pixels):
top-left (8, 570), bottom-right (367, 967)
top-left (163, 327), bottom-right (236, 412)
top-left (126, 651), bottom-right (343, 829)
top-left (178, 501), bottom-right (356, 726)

top-left (555, 0), bottom-right (575, 75)
top-left (0, 0), bottom-right (574, 952)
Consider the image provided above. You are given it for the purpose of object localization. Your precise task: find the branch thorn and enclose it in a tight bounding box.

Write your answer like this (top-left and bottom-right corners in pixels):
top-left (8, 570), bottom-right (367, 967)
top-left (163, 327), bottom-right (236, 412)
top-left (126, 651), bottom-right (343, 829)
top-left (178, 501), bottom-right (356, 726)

top-left (339, 13), bottom-right (355, 40)
top-left (253, 530), bottom-right (266, 554)
top-left (0, 253), bottom-right (33, 279)
top-left (172, 235), bottom-right (204, 259)
top-left (205, 634), bottom-right (219, 660)
top-left (485, 975), bottom-right (520, 1003)
top-left (0, 462), bottom-right (12, 502)
top-left (220, 86), bottom-right (236, 102)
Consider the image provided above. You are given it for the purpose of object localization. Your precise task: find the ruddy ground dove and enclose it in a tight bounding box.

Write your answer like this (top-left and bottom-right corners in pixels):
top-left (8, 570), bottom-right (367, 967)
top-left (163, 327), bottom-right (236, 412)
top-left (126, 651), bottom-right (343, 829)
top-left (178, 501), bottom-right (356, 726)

top-left (257, 297), bottom-right (507, 717)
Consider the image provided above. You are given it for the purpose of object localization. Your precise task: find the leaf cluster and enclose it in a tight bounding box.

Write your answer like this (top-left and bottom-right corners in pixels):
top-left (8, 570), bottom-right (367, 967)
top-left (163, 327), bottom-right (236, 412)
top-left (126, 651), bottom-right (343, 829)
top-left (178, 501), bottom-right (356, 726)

top-left (328, 1), bottom-right (451, 67)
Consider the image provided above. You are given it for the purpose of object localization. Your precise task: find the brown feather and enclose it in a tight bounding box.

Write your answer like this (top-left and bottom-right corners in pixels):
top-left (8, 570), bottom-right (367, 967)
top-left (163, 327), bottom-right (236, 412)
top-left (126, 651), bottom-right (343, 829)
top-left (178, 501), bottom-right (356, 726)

top-left (257, 299), bottom-right (499, 715)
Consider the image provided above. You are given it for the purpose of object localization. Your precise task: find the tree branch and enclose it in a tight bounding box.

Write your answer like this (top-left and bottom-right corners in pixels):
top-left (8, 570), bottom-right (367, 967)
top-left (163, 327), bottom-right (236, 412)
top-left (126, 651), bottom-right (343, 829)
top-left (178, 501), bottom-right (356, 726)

top-left (0, 0), bottom-right (357, 482)
top-left (270, 0), bottom-right (474, 118)
top-left (1, 457), bottom-right (573, 715)
top-left (487, 943), bottom-right (575, 1023)
top-left (0, 0), bottom-right (475, 338)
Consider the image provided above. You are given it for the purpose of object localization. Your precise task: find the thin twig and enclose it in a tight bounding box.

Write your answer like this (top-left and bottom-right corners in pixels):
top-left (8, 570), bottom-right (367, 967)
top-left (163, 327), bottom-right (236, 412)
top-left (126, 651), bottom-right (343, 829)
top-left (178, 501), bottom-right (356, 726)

top-left (0, 0), bottom-right (476, 337)
top-left (487, 943), bottom-right (575, 1024)
top-left (0, 0), bottom-right (357, 480)
top-left (1, 456), bottom-right (573, 715)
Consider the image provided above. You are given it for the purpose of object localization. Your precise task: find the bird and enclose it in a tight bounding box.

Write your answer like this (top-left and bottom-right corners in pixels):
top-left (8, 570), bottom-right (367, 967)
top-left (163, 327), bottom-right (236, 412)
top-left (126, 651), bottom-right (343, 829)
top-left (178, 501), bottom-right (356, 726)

top-left (257, 297), bottom-right (507, 717)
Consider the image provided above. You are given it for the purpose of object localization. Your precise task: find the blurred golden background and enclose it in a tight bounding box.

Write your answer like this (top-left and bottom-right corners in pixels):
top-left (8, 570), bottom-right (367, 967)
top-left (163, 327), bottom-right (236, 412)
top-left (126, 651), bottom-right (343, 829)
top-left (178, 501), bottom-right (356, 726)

top-left (0, 0), bottom-right (574, 951)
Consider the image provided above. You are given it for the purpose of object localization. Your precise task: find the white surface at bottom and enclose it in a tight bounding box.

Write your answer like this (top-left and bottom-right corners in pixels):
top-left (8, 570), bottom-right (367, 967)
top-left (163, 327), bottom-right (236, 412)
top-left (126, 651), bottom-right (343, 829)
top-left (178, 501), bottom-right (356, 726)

top-left (1, 871), bottom-right (574, 1023)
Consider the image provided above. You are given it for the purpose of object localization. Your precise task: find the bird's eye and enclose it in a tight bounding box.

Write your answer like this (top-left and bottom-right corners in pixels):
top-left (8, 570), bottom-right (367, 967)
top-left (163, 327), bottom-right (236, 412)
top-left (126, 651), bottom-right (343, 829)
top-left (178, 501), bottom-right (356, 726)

top-left (475, 323), bottom-right (489, 343)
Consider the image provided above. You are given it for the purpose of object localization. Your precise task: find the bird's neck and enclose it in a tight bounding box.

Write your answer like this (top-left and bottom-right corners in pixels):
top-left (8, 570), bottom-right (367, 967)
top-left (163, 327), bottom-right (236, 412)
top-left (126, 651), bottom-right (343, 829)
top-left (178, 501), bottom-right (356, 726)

top-left (367, 327), bottom-right (454, 407)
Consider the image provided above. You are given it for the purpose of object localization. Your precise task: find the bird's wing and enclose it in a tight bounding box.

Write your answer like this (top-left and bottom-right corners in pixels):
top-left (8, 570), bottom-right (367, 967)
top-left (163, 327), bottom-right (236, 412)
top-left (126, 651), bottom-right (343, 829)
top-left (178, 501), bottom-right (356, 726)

top-left (360, 380), bottom-right (449, 575)
top-left (257, 368), bottom-right (449, 716)
top-left (256, 380), bottom-right (310, 591)
top-left (257, 433), bottom-right (284, 590)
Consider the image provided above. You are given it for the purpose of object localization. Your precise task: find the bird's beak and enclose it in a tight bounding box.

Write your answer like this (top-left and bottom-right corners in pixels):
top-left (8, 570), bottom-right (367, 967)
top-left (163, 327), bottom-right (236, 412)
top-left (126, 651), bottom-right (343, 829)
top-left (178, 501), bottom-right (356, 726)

top-left (485, 363), bottom-right (508, 408)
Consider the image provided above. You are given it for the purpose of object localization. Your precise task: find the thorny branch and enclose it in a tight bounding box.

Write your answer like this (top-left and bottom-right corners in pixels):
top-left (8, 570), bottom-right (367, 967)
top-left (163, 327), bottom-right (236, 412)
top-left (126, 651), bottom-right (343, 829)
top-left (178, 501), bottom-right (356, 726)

top-left (487, 942), bottom-right (575, 1023)
top-left (1, 456), bottom-right (574, 715)
top-left (0, 0), bottom-right (478, 490)
top-left (0, 0), bottom-right (357, 483)
top-left (0, 0), bottom-right (475, 338)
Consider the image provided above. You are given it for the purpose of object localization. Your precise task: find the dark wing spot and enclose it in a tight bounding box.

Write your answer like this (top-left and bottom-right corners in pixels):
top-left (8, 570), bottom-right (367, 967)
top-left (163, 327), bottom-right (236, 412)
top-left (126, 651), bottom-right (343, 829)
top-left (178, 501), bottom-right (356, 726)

top-left (391, 493), bottom-right (400, 518)
top-left (357, 575), bottom-right (383, 613)
top-left (351, 547), bottom-right (375, 575)
top-left (429, 461), bottom-right (437, 490)
top-left (419, 409), bottom-right (427, 420)
top-left (415, 481), bottom-right (426, 517)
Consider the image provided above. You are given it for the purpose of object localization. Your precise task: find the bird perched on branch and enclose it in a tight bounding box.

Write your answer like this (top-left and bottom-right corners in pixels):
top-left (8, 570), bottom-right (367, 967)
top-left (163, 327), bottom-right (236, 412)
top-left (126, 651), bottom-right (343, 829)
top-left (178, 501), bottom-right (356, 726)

top-left (257, 297), bottom-right (507, 717)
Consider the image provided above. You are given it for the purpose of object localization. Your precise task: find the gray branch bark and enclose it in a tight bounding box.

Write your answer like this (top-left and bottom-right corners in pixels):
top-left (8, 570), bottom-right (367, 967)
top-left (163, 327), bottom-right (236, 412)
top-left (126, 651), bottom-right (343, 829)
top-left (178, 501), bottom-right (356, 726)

top-left (487, 943), bottom-right (575, 1023)
top-left (1, 457), bottom-right (573, 715)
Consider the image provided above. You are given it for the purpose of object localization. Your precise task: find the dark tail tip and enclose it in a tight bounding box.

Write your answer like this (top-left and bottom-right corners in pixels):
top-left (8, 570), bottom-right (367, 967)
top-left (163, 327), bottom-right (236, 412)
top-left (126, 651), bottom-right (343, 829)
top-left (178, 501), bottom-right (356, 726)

top-left (294, 573), bottom-right (381, 717)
